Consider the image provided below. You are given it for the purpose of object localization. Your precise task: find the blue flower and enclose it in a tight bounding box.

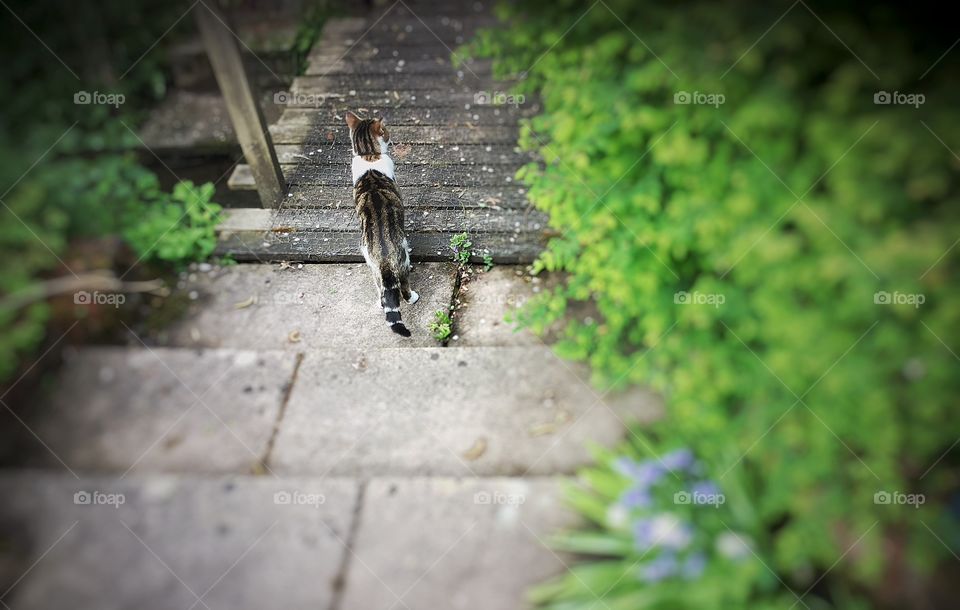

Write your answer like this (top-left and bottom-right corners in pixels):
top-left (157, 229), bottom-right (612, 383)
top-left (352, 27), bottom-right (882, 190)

top-left (613, 457), bottom-right (664, 487)
top-left (632, 514), bottom-right (692, 551)
top-left (619, 486), bottom-right (652, 509)
top-left (640, 553), bottom-right (678, 582)
top-left (681, 552), bottom-right (707, 579)
top-left (690, 480), bottom-right (721, 498)
top-left (659, 448), bottom-right (697, 473)
top-left (633, 518), bottom-right (656, 550)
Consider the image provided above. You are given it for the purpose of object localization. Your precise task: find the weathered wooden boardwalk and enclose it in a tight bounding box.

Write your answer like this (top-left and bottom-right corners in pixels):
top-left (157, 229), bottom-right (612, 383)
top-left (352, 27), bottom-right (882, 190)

top-left (219, 2), bottom-right (549, 263)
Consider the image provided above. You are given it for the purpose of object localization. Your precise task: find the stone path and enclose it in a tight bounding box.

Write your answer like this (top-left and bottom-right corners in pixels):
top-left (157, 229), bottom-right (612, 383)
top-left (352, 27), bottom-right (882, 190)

top-left (0, 2), bottom-right (662, 608)
top-left (0, 261), bottom-right (660, 610)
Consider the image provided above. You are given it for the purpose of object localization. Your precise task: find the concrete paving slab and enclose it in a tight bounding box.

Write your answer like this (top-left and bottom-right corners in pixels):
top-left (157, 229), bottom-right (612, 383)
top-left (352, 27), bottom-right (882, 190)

top-left (341, 477), bottom-right (577, 610)
top-left (454, 267), bottom-right (561, 346)
top-left (0, 472), bottom-right (357, 610)
top-left (270, 347), bottom-right (661, 476)
top-left (163, 263), bottom-right (457, 349)
top-left (1, 347), bottom-right (298, 474)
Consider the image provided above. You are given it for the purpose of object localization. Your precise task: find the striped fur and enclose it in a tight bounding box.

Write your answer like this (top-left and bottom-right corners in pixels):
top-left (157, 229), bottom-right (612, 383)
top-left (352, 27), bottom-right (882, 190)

top-left (347, 111), bottom-right (418, 337)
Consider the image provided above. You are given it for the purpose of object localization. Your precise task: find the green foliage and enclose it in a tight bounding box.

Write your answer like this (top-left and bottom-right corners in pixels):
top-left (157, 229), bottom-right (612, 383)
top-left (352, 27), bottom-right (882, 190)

top-left (293, 1), bottom-right (336, 75)
top-left (450, 231), bottom-right (474, 265)
top-left (0, 0), bottom-right (223, 384)
top-left (429, 309), bottom-right (453, 342)
top-left (531, 433), bottom-right (822, 610)
top-left (482, 253), bottom-right (494, 272)
top-left (465, 0), bottom-right (960, 604)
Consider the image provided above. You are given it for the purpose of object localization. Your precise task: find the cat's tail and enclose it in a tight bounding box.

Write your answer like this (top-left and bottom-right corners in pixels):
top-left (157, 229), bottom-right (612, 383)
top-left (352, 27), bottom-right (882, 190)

top-left (381, 267), bottom-right (411, 337)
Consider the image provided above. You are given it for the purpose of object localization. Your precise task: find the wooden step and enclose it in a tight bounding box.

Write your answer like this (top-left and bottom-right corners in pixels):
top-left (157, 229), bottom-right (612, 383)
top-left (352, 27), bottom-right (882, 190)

top-left (282, 71), bottom-right (502, 91)
top-left (308, 43), bottom-right (486, 62)
top-left (281, 184), bottom-right (533, 210)
top-left (228, 163), bottom-right (523, 190)
top-left (269, 105), bottom-right (531, 125)
top-left (284, 85), bottom-right (526, 108)
top-left (304, 57), bottom-right (492, 76)
top-left (269, 123), bottom-right (518, 145)
top-left (269, 143), bottom-right (533, 165)
top-left (215, 208), bottom-right (548, 263)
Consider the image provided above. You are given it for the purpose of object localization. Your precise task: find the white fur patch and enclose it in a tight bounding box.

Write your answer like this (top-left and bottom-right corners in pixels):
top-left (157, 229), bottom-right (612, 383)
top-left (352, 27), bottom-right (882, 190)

top-left (408, 290), bottom-right (420, 304)
top-left (352, 138), bottom-right (394, 184)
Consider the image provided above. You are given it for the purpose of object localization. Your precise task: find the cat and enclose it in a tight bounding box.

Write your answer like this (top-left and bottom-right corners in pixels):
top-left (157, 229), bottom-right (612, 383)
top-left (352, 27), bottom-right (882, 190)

top-left (345, 110), bottom-right (419, 337)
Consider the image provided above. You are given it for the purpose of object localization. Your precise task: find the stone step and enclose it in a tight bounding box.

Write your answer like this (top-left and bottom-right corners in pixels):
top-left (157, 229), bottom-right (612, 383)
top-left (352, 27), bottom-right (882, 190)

top-left (163, 263), bottom-right (458, 349)
top-left (1, 344), bottom-right (658, 477)
top-left (0, 471), bottom-right (357, 610)
top-left (455, 266), bottom-right (565, 347)
top-left (0, 347), bottom-right (299, 475)
top-left (269, 346), bottom-right (659, 476)
top-left (341, 477), bottom-right (575, 610)
top-left (0, 473), bottom-right (571, 610)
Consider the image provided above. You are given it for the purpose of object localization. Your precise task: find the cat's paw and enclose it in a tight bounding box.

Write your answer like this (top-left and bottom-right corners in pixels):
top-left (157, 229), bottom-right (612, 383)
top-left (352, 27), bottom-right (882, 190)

top-left (407, 290), bottom-right (420, 304)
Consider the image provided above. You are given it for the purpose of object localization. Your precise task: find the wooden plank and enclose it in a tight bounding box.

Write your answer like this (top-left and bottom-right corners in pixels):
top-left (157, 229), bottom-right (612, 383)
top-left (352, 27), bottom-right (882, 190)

top-left (269, 123), bottom-right (518, 145)
top-left (321, 16), bottom-right (497, 38)
top-left (219, 207), bottom-right (547, 234)
top-left (286, 85), bottom-right (489, 107)
top-left (281, 72), bottom-right (502, 91)
top-left (271, 143), bottom-right (532, 165)
top-left (195, 2), bottom-right (284, 208)
top-left (269, 105), bottom-right (529, 126)
top-left (308, 43), bottom-right (485, 63)
top-left (304, 57), bottom-right (492, 76)
top-left (215, 209), bottom-right (546, 264)
top-left (228, 162), bottom-right (522, 190)
top-left (283, 185), bottom-right (532, 210)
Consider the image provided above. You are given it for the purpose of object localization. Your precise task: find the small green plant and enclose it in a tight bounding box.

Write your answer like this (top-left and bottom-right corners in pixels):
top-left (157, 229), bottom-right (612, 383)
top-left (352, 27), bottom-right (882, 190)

top-left (428, 309), bottom-right (453, 342)
top-left (482, 253), bottom-right (494, 271)
top-left (449, 232), bottom-right (473, 265)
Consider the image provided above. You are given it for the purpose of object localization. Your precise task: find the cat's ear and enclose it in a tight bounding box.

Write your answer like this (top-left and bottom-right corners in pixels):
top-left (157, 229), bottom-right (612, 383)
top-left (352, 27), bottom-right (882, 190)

top-left (345, 111), bottom-right (361, 130)
top-left (370, 117), bottom-right (384, 137)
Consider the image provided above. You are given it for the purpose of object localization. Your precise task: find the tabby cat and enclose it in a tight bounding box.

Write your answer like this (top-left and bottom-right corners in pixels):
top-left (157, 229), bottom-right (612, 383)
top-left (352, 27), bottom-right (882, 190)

top-left (346, 110), bottom-right (419, 336)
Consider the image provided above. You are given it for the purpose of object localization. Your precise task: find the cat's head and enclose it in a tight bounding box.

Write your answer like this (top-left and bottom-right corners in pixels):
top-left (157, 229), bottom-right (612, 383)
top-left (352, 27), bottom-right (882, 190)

top-left (345, 111), bottom-right (390, 158)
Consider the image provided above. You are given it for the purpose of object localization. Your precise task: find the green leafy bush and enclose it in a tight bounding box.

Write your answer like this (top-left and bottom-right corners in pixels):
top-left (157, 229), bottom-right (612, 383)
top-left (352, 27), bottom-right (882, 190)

top-left (0, 1), bottom-right (224, 384)
top-left (0, 153), bottom-right (222, 381)
top-left (463, 0), bottom-right (959, 605)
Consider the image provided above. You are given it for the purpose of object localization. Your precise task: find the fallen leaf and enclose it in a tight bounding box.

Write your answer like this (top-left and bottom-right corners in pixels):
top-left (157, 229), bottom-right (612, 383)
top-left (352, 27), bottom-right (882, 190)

top-left (462, 437), bottom-right (487, 460)
top-left (234, 296), bottom-right (257, 309)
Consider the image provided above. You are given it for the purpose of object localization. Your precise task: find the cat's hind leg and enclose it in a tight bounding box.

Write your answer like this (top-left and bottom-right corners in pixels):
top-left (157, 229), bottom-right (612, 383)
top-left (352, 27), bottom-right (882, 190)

top-left (400, 273), bottom-right (419, 304)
